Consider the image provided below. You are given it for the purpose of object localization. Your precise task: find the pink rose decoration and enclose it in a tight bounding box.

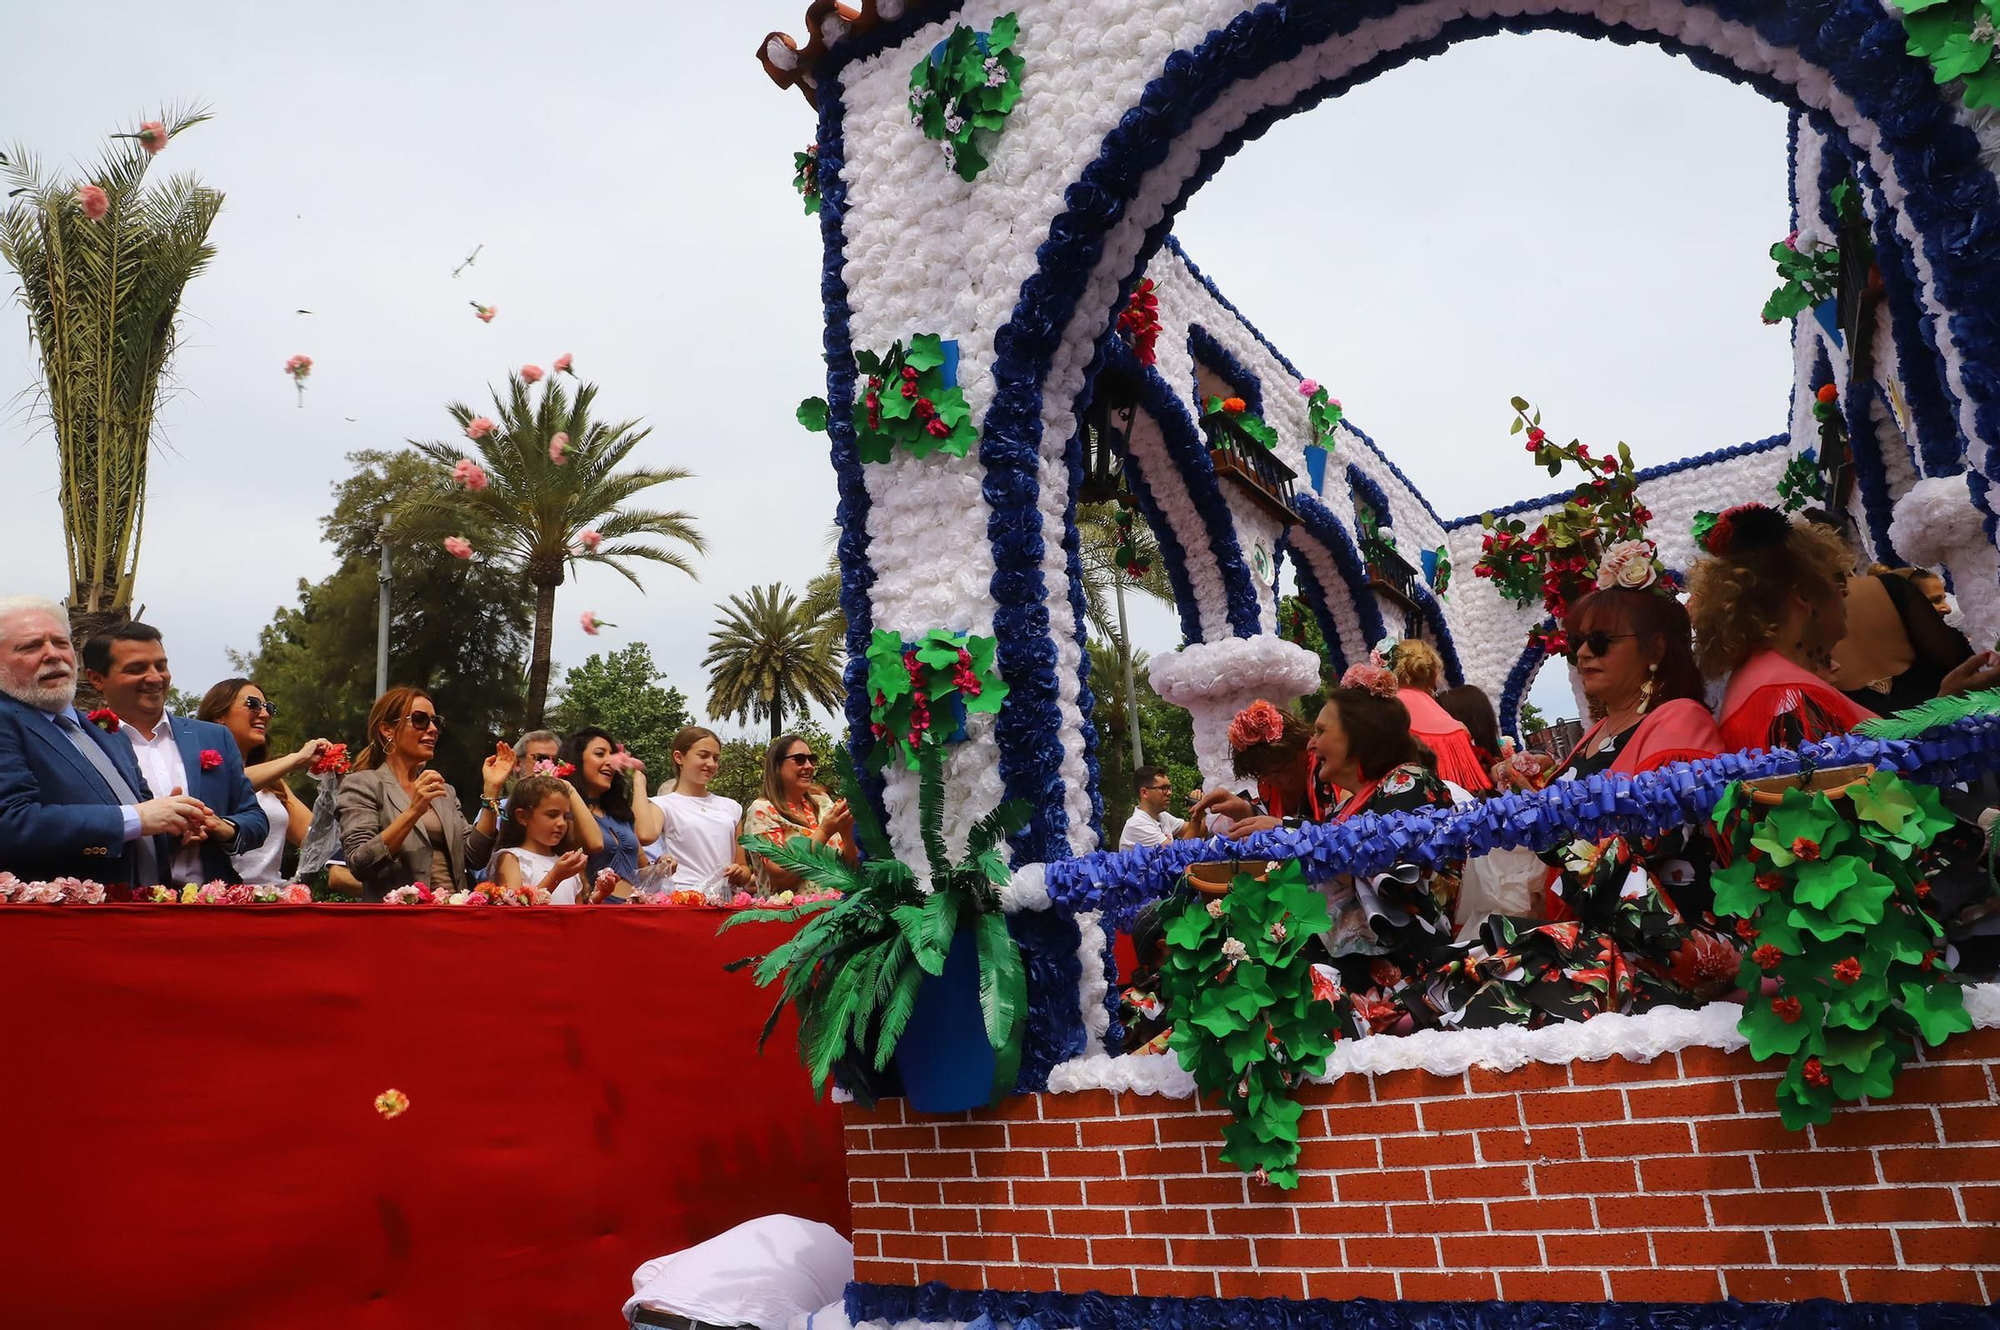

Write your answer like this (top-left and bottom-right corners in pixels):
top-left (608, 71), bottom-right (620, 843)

top-left (577, 527), bottom-right (602, 552)
top-left (554, 353), bottom-right (574, 376)
top-left (1226, 699), bottom-right (1288, 752)
top-left (548, 432), bottom-right (569, 465)
top-left (464, 417), bottom-right (496, 441)
top-left (452, 458), bottom-right (490, 490)
top-left (74, 184), bottom-right (109, 219)
top-left (284, 354), bottom-right (312, 376)
top-left (1595, 539), bottom-right (1658, 591)
top-left (443, 536), bottom-right (473, 559)
top-left (520, 364), bottom-right (544, 384)
top-left (136, 121), bottom-right (169, 154)
top-left (1298, 379), bottom-right (1319, 396)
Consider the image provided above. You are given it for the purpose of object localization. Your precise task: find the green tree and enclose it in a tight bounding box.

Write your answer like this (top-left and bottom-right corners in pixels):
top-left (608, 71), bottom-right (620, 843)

top-left (703, 583), bottom-right (844, 738)
top-left (1077, 501), bottom-right (1175, 644)
top-left (1518, 699), bottom-right (1549, 737)
top-left (0, 107), bottom-right (221, 642)
top-left (233, 450), bottom-right (531, 798)
top-left (1089, 640), bottom-right (1200, 838)
top-left (394, 371), bottom-right (705, 726)
top-left (708, 717), bottom-right (838, 808)
top-left (546, 642), bottom-right (692, 775)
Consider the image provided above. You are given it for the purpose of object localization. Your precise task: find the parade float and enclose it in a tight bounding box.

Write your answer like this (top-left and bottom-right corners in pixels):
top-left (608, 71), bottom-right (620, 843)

top-left (759, 0), bottom-right (2000, 1320)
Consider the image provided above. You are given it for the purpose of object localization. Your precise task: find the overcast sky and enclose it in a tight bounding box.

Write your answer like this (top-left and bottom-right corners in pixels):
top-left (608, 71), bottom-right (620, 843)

top-left (3, 3), bottom-right (1789, 733)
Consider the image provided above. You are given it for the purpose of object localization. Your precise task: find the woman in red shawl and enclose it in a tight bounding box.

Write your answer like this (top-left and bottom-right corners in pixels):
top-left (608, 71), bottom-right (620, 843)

top-left (1386, 638), bottom-right (1493, 792)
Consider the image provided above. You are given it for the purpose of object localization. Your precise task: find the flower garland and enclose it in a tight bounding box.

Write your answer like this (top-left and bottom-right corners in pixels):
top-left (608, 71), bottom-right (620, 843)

top-left (0, 877), bottom-right (316, 906)
top-left (1157, 862), bottom-right (1342, 1188)
top-left (383, 883), bottom-right (551, 906)
top-left (864, 627), bottom-right (1009, 770)
top-left (797, 334), bottom-right (977, 462)
top-left (1711, 771), bottom-right (1972, 1128)
top-left (792, 143), bottom-right (820, 214)
top-left (906, 13), bottom-right (1025, 181)
top-left (1113, 278), bottom-right (1161, 366)
top-left (1887, 0), bottom-right (2000, 112)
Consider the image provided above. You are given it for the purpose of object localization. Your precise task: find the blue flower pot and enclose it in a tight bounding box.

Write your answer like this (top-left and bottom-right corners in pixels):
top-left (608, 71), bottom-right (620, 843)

top-left (894, 928), bottom-right (996, 1114)
top-left (1303, 444), bottom-right (1328, 495)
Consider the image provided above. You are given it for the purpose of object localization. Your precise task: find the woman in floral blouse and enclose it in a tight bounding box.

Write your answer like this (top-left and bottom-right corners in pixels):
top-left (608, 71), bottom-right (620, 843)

top-left (742, 733), bottom-right (856, 895)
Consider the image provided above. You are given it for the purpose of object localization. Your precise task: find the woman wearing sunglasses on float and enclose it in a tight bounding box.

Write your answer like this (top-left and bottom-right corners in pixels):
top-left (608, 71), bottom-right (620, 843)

top-left (741, 733), bottom-right (856, 896)
top-left (335, 685), bottom-right (513, 900)
top-left (195, 677), bottom-right (336, 885)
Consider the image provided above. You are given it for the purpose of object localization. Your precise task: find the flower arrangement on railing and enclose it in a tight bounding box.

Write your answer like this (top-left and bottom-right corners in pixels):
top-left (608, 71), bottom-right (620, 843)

top-left (1159, 862), bottom-right (1342, 1189)
top-left (1711, 769), bottom-right (1973, 1128)
top-left (864, 627), bottom-right (1009, 770)
top-left (1115, 279), bottom-right (1161, 367)
top-left (1888, 0), bottom-right (2000, 111)
top-left (1474, 398), bottom-right (1659, 654)
top-left (1761, 179), bottom-right (1863, 326)
top-left (0, 876), bottom-right (320, 905)
top-left (1112, 497), bottom-right (1151, 580)
top-left (797, 334), bottom-right (977, 463)
top-left (1357, 503), bottom-right (1398, 569)
top-left (1777, 446), bottom-right (1827, 514)
top-left (907, 13), bottom-right (1025, 181)
top-left (793, 143), bottom-right (821, 215)
top-left (384, 883), bottom-right (551, 906)
top-left (725, 747), bottom-right (1030, 1106)
top-left (1199, 394), bottom-right (1279, 452)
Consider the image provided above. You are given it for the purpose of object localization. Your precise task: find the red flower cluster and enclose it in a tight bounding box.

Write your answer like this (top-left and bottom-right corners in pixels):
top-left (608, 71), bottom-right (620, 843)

top-left (1831, 956), bottom-right (1862, 984)
top-left (1735, 919), bottom-right (1760, 942)
top-left (951, 648), bottom-right (981, 698)
top-left (863, 375), bottom-right (884, 433)
top-left (1753, 944), bottom-right (1784, 970)
top-left (1802, 1055), bottom-right (1830, 1087)
top-left (309, 742), bottom-right (351, 777)
top-left (1772, 995), bottom-right (1803, 1023)
top-left (1115, 279), bottom-right (1161, 366)
top-left (1790, 837), bottom-right (1821, 861)
top-left (1755, 872), bottom-right (1784, 892)
top-left (903, 651), bottom-right (931, 750)
top-left (87, 708), bottom-right (121, 733)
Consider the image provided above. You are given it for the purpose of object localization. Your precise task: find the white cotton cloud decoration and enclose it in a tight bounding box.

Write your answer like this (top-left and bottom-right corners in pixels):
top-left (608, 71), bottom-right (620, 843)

top-left (1889, 475), bottom-right (1986, 568)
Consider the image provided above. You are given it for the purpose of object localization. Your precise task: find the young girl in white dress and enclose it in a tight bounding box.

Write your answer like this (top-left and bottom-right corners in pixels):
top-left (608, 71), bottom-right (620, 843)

top-left (491, 774), bottom-right (592, 903)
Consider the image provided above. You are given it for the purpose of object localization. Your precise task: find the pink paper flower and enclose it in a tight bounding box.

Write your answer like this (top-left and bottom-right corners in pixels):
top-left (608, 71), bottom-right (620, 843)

top-left (554, 353), bottom-right (574, 376)
top-left (74, 184), bottom-right (109, 219)
top-left (576, 527), bottom-right (602, 552)
top-left (548, 432), bottom-right (569, 464)
top-left (1298, 379), bottom-right (1319, 396)
top-left (605, 746), bottom-right (645, 773)
top-left (199, 748), bottom-right (222, 771)
top-left (136, 121), bottom-right (169, 154)
top-left (579, 610), bottom-right (611, 636)
top-left (452, 458), bottom-right (490, 490)
top-left (464, 417), bottom-right (496, 441)
top-left (1227, 699), bottom-right (1288, 752)
top-left (471, 302), bottom-right (496, 323)
top-left (520, 364), bottom-right (544, 384)
top-left (443, 536), bottom-right (473, 560)
top-left (279, 884), bottom-right (312, 904)
top-left (1340, 662), bottom-right (1400, 699)
top-left (285, 354), bottom-right (313, 376)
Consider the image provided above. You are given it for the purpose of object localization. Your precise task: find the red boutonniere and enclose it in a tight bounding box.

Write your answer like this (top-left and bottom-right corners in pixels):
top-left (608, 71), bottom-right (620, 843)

top-left (199, 749), bottom-right (223, 772)
top-left (87, 708), bottom-right (120, 733)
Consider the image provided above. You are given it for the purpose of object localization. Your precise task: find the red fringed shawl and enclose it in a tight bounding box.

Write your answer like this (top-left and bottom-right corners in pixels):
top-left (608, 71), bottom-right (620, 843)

top-left (1560, 698), bottom-right (1726, 776)
top-left (1399, 688), bottom-right (1494, 792)
top-left (1717, 649), bottom-right (1877, 752)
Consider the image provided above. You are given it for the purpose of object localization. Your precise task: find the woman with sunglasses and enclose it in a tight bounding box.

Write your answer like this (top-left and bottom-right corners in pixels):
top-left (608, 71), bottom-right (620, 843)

top-left (742, 733), bottom-right (857, 895)
top-left (335, 685), bottom-right (513, 900)
top-left (195, 678), bottom-right (334, 885)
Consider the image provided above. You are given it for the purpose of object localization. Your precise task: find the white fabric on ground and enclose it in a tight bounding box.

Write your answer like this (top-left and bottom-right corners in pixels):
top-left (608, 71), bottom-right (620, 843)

top-left (626, 1214), bottom-right (852, 1330)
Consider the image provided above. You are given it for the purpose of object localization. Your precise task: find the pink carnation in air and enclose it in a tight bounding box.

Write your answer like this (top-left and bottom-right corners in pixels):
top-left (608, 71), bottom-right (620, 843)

top-left (464, 417), bottom-right (496, 441)
top-left (472, 303), bottom-right (496, 323)
top-left (1227, 699), bottom-right (1288, 752)
top-left (452, 458), bottom-right (489, 490)
top-left (554, 353), bottom-right (573, 376)
top-left (520, 364), bottom-right (544, 384)
top-left (136, 121), bottom-right (169, 154)
top-left (284, 354), bottom-right (312, 377)
top-left (443, 536), bottom-right (473, 560)
top-left (1298, 379), bottom-right (1319, 396)
top-left (74, 184), bottom-right (109, 219)
top-left (579, 610), bottom-right (609, 636)
top-left (548, 432), bottom-right (569, 464)
top-left (576, 527), bottom-right (602, 552)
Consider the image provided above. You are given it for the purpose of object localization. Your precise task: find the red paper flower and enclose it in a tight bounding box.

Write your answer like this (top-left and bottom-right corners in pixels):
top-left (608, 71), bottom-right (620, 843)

top-left (308, 743), bottom-right (351, 777)
top-left (1831, 956), bottom-right (1862, 985)
top-left (1753, 944), bottom-right (1784, 970)
top-left (86, 708), bottom-right (121, 733)
top-left (1221, 397), bottom-right (1246, 415)
top-left (199, 749), bottom-right (223, 771)
top-left (1789, 837), bottom-right (1821, 861)
top-left (1755, 872), bottom-right (1784, 892)
top-left (1815, 384), bottom-right (1838, 404)
top-left (1802, 1055), bottom-right (1830, 1087)
top-left (1735, 919), bottom-right (1760, 942)
top-left (1772, 995), bottom-right (1803, 1023)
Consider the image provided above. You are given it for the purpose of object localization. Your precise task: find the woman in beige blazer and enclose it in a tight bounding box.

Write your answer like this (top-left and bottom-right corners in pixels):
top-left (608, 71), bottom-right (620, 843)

top-left (335, 686), bottom-right (512, 900)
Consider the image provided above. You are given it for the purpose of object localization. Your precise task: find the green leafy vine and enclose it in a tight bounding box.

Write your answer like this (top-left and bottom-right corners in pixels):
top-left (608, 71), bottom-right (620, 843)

top-left (797, 333), bottom-right (977, 463)
top-left (907, 14), bottom-right (1026, 181)
top-left (864, 627), bottom-right (1009, 770)
top-left (1889, 0), bottom-right (2000, 111)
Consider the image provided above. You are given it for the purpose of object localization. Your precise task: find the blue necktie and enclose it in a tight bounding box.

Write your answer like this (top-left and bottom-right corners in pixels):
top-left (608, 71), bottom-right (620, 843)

top-left (53, 712), bottom-right (161, 887)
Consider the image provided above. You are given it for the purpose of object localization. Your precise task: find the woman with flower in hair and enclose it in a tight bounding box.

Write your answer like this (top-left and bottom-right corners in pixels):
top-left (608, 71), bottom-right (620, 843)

top-left (1690, 504), bottom-right (2000, 750)
top-left (1383, 638), bottom-right (1491, 793)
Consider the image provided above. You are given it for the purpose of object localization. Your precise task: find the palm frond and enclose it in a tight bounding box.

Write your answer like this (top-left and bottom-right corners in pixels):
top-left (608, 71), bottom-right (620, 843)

top-left (1853, 688), bottom-right (2000, 741)
top-left (834, 746), bottom-right (892, 861)
top-left (739, 829), bottom-right (864, 895)
top-left (917, 742), bottom-right (949, 880)
top-left (873, 962), bottom-right (928, 1070)
top-left (974, 910), bottom-right (1024, 1051)
top-left (965, 797), bottom-right (1034, 858)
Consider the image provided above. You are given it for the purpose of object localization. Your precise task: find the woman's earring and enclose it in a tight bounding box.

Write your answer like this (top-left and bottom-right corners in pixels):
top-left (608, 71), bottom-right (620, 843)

top-left (1638, 662), bottom-right (1659, 715)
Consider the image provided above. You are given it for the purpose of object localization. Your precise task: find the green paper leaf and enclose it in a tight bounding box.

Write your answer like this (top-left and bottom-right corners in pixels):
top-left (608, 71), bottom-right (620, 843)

top-left (905, 334), bottom-right (945, 372)
top-left (1710, 856), bottom-right (1769, 918)
top-left (989, 12), bottom-right (1019, 48)
top-left (1776, 1071), bottom-right (1836, 1129)
top-left (1827, 1039), bottom-right (1901, 1101)
top-left (1740, 991), bottom-right (1820, 1061)
top-left (797, 397), bottom-right (830, 432)
top-left (1901, 980), bottom-right (1973, 1046)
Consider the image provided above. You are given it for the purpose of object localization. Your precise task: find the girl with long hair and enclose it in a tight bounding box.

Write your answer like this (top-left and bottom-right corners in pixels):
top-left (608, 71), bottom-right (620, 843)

top-left (742, 733), bottom-right (857, 894)
top-left (644, 726), bottom-right (754, 896)
top-left (196, 677), bottom-right (333, 885)
top-left (563, 726), bottom-right (661, 899)
top-left (490, 774), bottom-right (592, 903)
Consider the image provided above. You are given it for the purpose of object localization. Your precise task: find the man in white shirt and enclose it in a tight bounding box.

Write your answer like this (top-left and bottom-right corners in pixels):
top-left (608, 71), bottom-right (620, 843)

top-left (1118, 765), bottom-right (1200, 850)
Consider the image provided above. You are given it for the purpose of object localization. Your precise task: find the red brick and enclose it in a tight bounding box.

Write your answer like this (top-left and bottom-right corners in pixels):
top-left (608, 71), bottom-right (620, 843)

top-left (1581, 1121), bottom-right (1695, 1157)
top-left (1651, 1228), bottom-right (1771, 1267)
top-left (1442, 1233), bottom-right (1540, 1267)
top-left (1088, 1235), bottom-right (1169, 1266)
top-left (1288, 1175), bottom-right (1336, 1203)
top-left (1168, 1236), bottom-right (1254, 1267)
top-left (867, 1124), bottom-right (936, 1150)
top-left (983, 1095), bottom-right (1044, 1122)
top-left (922, 1262), bottom-right (986, 1289)
top-left (847, 1179), bottom-right (876, 1205)
top-left (1041, 1150), bottom-right (1117, 1178)
top-left (1710, 1190), bottom-right (1827, 1228)
top-left (1830, 1187), bottom-right (1959, 1224)
top-left (927, 1207), bottom-right (979, 1233)
top-left (1487, 1197), bottom-right (1593, 1231)
top-left (1305, 1271), bottom-right (1399, 1299)
top-left (1844, 1267), bottom-right (1987, 1303)
top-left (1568, 1053), bottom-right (1683, 1085)
top-left (853, 1259), bottom-right (917, 1285)
top-left (1939, 1105), bottom-right (2000, 1143)
top-left (1160, 1176), bottom-right (1244, 1206)
top-left (848, 1151), bottom-right (910, 1178)
top-left (852, 1204), bottom-right (914, 1232)
top-left (1734, 1075), bottom-right (1785, 1116)
top-left (1401, 1271), bottom-right (1499, 1300)
top-left (1678, 1045), bottom-right (1753, 1078)
top-left (1255, 1235), bottom-right (1345, 1266)
top-left (931, 1180), bottom-right (997, 1205)
top-left (1051, 1207), bottom-right (1128, 1237)
top-left (986, 1264), bottom-right (1059, 1294)
top-left (1432, 1164), bottom-right (1530, 1200)
top-left (1810, 1107), bottom-right (1942, 1150)
top-left (1881, 1144), bottom-right (2000, 1182)
top-left (851, 1232), bottom-right (879, 1257)
top-left (1299, 1077), bottom-right (1376, 1107)
top-left (909, 1150), bottom-right (978, 1179)
top-left (1419, 1095), bottom-right (1520, 1132)
top-left (1598, 1193), bottom-right (1706, 1229)
top-left (1640, 1154), bottom-right (1754, 1192)
top-left (1057, 1089), bottom-right (1119, 1118)
top-left (1533, 1158), bottom-right (1636, 1195)
top-left (1372, 1068), bottom-right (1467, 1100)
top-left (1772, 1227), bottom-right (1893, 1266)
top-left (1380, 1131), bottom-right (1477, 1167)
top-left (1389, 1201), bottom-right (1487, 1234)
top-left (1478, 1127), bottom-right (1582, 1162)
top-left (1898, 1224), bottom-right (2000, 1266)
top-left (1079, 1116), bottom-right (1157, 1146)
top-left (1752, 1150), bottom-right (1845, 1191)
top-left (1522, 1088), bottom-right (1627, 1126)
top-left (1324, 1101), bottom-right (1419, 1136)
top-left (941, 1233), bottom-right (1010, 1262)
top-left (1695, 1115), bottom-right (1806, 1155)
top-left (1007, 1121), bottom-right (1079, 1149)
top-left (1153, 1114), bottom-right (1230, 1144)
top-left (1118, 1145), bottom-right (1208, 1175)
top-left (933, 1122), bottom-right (1008, 1150)
top-left (1625, 1079), bottom-right (1741, 1120)
top-left (1262, 1207), bottom-right (1388, 1238)
top-left (1347, 1235), bottom-right (1440, 1269)
top-left (1927, 1028), bottom-right (2000, 1060)
top-left (1010, 1178), bottom-right (1083, 1206)
top-left (1609, 1268), bottom-right (1725, 1302)
top-left (1057, 1266), bottom-right (1134, 1296)
top-left (1543, 1231), bottom-right (1650, 1268)
top-left (1336, 1168), bottom-right (1431, 1203)
top-left (1218, 1271), bottom-right (1304, 1300)
top-left (1962, 1185), bottom-right (2000, 1221)
top-left (844, 1101), bottom-right (899, 1127)
top-left (1725, 1269), bottom-right (1848, 1301)
top-left (1015, 1235), bottom-right (1090, 1266)
top-left (1127, 1208), bottom-right (1212, 1236)
top-left (1208, 1206), bottom-right (1296, 1236)
top-left (1132, 1268), bottom-right (1218, 1299)
top-left (1294, 1136), bottom-right (1381, 1171)
top-left (1468, 1061), bottom-right (1570, 1093)
top-left (1894, 1060), bottom-right (1996, 1103)
top-left (979, 1208), bottom-right (1051, 1235)
top-left (1499, 1270), bottom-right (1607, 1301)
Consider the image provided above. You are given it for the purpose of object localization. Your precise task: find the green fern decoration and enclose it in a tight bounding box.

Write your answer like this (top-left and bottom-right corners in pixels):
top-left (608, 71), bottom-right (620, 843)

top-left (1852, 687), bottom-right (2000, 741)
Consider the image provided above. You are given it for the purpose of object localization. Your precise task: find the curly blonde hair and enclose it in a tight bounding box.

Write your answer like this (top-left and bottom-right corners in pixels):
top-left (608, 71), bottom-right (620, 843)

top-left (1688, 518), bottom-right (1853, 678)
top-left (1389, 638), bottom-right (1443, 692)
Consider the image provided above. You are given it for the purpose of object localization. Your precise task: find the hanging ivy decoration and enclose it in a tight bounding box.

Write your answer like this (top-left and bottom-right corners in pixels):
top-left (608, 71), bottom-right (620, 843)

top-left (907, 13), bottom-right (1026, 182)
top-left (1888, 0), bottom-right (2000, 111)
top-left (1777, 446), bottom-right (1827, 513)
top-left (797, 334), bottom-right (977, 463)
top-left (793, 143), bottom-right (821, 215)
top-left (1710, 772), bottom-right (1974, 1129)
top-left (864, 628), bottom-right (1009, 770)
top-left (1761, 179), bottom-right (1863, 325)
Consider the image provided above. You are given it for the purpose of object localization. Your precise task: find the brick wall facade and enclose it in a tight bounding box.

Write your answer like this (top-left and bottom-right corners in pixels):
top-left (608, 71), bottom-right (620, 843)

top-left (844, 1031), bottom-right (2000, 1305)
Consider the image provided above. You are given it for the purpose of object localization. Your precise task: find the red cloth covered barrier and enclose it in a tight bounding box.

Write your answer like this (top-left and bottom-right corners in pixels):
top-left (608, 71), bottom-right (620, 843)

top-left (0, 906), bottom-right (850, 1328)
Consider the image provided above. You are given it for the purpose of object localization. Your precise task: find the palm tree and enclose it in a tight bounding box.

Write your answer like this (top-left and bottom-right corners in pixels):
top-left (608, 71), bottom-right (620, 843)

top-left (0, 107), bottom-right (221, 641)
top-left (396, 372), bottom-right (704, 725)
top-left (1076, 502), bottom-right (1174, 643)
top-left (705, 583), bottom-right (845, 737)
top-left (799, 522), bottom-right (847, 661)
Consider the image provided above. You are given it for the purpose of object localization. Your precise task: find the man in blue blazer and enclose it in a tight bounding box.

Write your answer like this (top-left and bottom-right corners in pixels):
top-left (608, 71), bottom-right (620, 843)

top-left (0, 596), bottom-right (213, 886)
top-left (84, 621), bottom-right (268, 886)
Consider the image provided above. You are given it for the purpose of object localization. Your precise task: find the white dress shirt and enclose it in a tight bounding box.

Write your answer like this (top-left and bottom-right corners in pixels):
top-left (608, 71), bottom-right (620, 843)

top-left (1118, 806), bottom-right (1185, 850)
top-left (126, 715), bottom-right (202, 883)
